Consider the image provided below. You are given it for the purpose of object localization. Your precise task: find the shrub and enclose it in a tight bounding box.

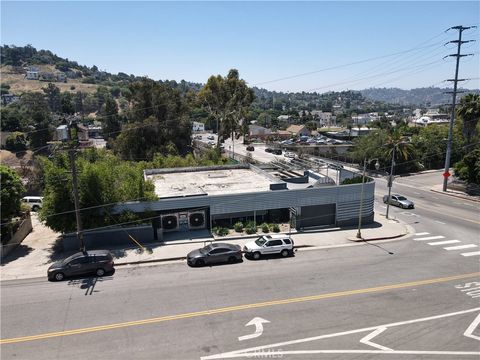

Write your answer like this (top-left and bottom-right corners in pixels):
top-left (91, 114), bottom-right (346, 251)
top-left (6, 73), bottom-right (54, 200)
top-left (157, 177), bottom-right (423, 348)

top-left (261, 223), bottom-right (270, 233)
top-left (271, 224), bottom-right (280, 232)
top-left (234, 222), bottom-right (244, 232)
top-left (245, 226), bottom-right (256, 234)
top-left (213, 227), bottom-right (229, 236)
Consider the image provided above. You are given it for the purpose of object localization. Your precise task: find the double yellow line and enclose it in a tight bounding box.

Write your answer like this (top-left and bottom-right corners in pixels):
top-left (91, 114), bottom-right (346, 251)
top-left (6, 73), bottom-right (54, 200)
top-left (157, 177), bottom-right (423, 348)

top-left (1, 272), bottom-right (479, 345)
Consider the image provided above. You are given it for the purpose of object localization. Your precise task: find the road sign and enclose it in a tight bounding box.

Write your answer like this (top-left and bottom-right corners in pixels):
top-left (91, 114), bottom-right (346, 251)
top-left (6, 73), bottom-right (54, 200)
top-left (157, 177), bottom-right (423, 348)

top-left (443, 171), bottom-right (451, 178)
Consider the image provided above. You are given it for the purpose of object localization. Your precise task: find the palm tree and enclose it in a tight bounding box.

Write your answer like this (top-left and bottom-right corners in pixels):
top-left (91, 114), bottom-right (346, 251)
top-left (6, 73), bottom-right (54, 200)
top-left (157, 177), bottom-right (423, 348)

top-left (457, 93), bottom-right (480, 145)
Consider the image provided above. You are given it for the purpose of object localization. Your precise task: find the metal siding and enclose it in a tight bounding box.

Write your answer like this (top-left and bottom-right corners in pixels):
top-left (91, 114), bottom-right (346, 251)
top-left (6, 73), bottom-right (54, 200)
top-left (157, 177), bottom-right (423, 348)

top-left (113, 182), bottom-right (375, 222)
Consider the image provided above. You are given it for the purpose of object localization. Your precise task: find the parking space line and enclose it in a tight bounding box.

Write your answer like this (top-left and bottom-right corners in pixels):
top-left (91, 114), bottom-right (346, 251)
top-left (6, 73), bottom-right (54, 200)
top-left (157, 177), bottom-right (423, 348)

top-left (462, 251), bottom-right (480, 257)
top-left (444, 244), bottom-right (478, 251)
top-left (414, 236), bottom-right (445, 241)
top-left (428, 240), bottom-right (460, 246)
top-left (414, 232), bottom-right (430, 236)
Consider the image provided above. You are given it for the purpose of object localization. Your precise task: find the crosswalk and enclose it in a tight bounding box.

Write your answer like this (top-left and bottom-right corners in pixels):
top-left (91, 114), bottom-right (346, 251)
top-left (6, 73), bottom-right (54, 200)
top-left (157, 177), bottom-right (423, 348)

top-left (413, 232), bottom-right (479, 257)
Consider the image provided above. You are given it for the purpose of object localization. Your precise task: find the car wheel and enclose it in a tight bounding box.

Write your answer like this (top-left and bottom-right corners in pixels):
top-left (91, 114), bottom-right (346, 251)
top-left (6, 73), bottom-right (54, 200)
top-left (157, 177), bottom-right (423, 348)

top-left (253, 252), bottom-right (261, 260)
top-left (281, 249), bottom-right (289, 257)
top-left (228, 256), bottom-right (237, 264)
top-left (32, 205), bottom-right (39, 212)
top-left (195, 259), bottom-right (205, 267)
top-left (54, 272), bottom-right (65, 281)
top-left (96, 268), bottom-right (105, 277)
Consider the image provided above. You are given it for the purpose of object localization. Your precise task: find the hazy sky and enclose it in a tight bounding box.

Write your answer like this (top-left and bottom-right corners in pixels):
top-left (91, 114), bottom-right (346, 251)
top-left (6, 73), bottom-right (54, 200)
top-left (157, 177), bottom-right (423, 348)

top-left (1, 1), bottom-right (479, 92)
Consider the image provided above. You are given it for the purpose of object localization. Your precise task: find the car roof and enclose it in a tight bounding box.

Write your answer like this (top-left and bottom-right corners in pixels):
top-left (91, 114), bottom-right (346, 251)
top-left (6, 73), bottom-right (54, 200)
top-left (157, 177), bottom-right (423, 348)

top-left (262, 234), bottom-right (289, 240)
top-left (210, 243), bottom-right (238, 250)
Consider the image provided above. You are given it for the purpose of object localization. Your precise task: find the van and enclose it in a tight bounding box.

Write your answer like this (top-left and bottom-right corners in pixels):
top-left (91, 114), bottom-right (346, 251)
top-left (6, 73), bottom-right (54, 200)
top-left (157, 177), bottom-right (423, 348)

top-left (22, 196), bottom-right (43, 211)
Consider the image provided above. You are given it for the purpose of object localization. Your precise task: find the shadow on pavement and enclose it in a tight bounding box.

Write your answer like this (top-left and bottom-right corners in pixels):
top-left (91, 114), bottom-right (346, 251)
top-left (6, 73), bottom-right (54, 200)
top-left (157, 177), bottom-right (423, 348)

top-left (0, 244), bottom-right (34, 265)
top-left (64, 270), bottom-right (115, 295)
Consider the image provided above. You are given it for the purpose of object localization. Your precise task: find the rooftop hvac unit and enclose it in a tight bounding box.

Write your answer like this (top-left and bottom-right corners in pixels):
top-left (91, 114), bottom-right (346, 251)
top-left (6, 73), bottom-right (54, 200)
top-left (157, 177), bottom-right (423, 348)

top-left (188, 211), bottom-right (206, 229)
top-left (161, 214), bottom-right (178, 231)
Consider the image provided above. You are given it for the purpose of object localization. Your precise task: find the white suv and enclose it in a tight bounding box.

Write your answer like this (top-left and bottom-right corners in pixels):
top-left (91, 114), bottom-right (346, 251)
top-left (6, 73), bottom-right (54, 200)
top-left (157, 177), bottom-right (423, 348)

top-left (243, 235), bottom-right (294, 260)
top-left (22, 196), bottom-right (43, 211)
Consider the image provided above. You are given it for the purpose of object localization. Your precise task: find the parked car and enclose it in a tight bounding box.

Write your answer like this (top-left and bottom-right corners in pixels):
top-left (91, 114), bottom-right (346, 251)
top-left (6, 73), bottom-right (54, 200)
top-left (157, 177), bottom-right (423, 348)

top-left (194, 135), bottom-right (203, 140)
top-left (271, 149), bottom-right (282, 155)
top-left (246, 145), bottom-right (255, 151)
top-left (207, 135), bottom-right (215, 140)
top-left (22, 196), bottom-right (43, 211)
top-left (284, 151), bottom-right (295, 158)
top-left (243, 235), bottom-right (294, 260)
top-left (187, 243), bottom-right (242, 267)
top-left (383, 194), bottom-right (414, 209)
top-left (47, 250), bottom-right (114, 281)
top-left (265, 148), bottom-right (273, 153)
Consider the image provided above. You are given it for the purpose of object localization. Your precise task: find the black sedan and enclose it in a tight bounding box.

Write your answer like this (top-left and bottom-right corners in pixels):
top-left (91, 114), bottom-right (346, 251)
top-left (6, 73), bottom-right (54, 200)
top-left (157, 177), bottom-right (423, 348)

top-left (187, 243), bottom-right (242, 267)
top-left (47, 250), bottom-right (114, 281)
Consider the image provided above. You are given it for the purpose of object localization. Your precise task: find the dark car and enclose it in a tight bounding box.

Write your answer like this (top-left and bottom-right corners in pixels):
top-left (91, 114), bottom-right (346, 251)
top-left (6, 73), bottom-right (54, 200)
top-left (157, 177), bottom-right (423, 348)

top-left (187, 243), bottom-right (242, 267)
top-left (246, 145), bottom-right (255, 151)
top-left (383, 194), bottom-right (415, 209)
top-left (271, 149), bottom-right (282, 155)
top-left (265, 148), bottom-right (273, 153)
top-left (47, 250), bottom-right (114, 281)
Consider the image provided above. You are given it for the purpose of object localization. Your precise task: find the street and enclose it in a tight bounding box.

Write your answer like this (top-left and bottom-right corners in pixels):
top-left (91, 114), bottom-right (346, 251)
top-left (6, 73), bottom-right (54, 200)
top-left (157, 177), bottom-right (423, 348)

top-left (1, 220), bottom-right (479, 359)
top-left (1, 155), bottom-right (479, 359)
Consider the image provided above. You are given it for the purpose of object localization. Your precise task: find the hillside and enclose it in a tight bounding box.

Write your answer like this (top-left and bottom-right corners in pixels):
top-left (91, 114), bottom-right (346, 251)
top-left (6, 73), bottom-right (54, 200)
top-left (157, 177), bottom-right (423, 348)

top-left (361, 87), bottom-right (480, 107)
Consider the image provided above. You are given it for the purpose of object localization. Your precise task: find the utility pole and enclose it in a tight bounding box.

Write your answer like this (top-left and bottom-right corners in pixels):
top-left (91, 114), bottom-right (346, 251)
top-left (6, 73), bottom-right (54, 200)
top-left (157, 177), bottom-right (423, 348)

top-left (64, 121), bottom-right (85, 252)
top-left (442, 25), bottom-right (476, 192)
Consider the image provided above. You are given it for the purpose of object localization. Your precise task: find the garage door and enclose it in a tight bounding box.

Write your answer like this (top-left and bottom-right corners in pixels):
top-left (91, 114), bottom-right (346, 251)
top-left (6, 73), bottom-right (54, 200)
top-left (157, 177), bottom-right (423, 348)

top-left (300, 204), bottom-right (336, 227)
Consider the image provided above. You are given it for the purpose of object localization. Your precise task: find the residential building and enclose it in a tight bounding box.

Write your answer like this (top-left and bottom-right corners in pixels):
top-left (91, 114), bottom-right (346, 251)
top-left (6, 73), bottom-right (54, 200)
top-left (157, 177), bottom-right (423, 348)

top-left (25, 71), bottom-right (39, 80)
top-left (277, 114), bottom-right (294, 123)
top-left (248, 125), bottom-right (272, 139)
top-left (286, 124), bottom-right (310, 137)
top-left (192, 121), bottom-right (205, 132)
top-left (1, 94), bottom-right (20, 106)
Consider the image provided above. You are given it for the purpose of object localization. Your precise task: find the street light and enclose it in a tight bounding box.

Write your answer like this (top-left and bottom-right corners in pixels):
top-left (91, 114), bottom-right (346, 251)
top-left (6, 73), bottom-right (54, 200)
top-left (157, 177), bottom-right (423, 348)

top-left (356, 158), bottom-right (380, 239)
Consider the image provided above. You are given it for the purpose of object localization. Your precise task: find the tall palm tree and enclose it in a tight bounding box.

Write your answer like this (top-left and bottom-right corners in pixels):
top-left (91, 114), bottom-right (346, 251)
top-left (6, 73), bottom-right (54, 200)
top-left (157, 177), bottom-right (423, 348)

top-left (384, 129), bottom-right (414, 163)
top-left (457, 93), bottom-right (480, 145)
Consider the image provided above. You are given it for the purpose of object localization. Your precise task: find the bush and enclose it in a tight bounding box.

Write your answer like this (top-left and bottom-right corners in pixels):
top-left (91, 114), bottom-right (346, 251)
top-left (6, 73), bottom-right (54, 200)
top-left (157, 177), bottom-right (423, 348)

top-left (271, 224), bottom-right (280, 233)
top-left (261, 223), bottom-right (270, 233)
top-left (234, 222), bottom-right (244, 232)
top-left (245, 226), bottom-right (256, 234)
top-left (213, 226), bottom-right (229, 236)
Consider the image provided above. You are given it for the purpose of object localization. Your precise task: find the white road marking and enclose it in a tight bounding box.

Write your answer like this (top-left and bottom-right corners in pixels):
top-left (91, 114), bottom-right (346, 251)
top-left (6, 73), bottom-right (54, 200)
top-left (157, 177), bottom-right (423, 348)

top-left (414, 235), bottom-right (445, 241)
top-left (414, 232), bottom-right (430, 236)
top-left (464, 313), bottom-right (480, 341)
top-left (359, 327), bottom-right (392, 351)
top-left (428, 240), bottom-right (461, 246)
top-left (462, 251), bottom-right (480, 257)
top-left (207, 350), bottom-right (480, 357)
top-left (413, 192), bottom-right (420, 195)
top-left (201, 308), bottom-right (480, 360)
top-left (444, 244), bottom-right (478, 251)
top-left (238, 317), bottom-right (270, 341)
top-left (435, 221), bottom-right (446, 225)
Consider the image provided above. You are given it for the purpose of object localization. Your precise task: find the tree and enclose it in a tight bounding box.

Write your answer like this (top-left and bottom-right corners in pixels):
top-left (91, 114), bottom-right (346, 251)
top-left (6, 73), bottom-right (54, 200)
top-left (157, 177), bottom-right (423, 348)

top-left (60, 92), bottom-right (75, 114)
top-left (454, 147), bottom-right (480, 185)
top-left (5, 132), bottom-right (27, 152)
top-left (101, 96), bottom-right (120, 140)
top-left (305, 121), bottom-right (318, 132)
top-left (457, 93), bottom-right (480, 145)
top-left (0, 165), bottom-right (25, 220)
top-left (198, 69), bottom-right (255, 147)
top-left (39, 149), bottom-right (157, 233)
top-left (42, 83), bottom-right (61, 113)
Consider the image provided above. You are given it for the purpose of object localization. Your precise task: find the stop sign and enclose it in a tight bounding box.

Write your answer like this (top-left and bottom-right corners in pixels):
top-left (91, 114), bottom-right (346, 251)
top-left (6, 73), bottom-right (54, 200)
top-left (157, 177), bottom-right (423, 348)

top-left (443, 171), bottom-right (451, 178)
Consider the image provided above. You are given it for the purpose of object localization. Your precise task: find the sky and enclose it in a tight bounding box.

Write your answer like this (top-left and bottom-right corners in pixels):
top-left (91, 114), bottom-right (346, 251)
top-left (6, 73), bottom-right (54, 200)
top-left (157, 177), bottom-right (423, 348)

top-left (1, 1), bottom-right (479, 93)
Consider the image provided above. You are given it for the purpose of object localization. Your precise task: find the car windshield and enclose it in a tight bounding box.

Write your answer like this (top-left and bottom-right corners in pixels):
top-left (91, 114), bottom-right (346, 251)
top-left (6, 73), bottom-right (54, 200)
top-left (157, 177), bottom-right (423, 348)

top-left (200, 245), bottom-right (213, 254)
top-left (397, 196), bottom-right (407, 201)
top-left (255, 237), bottom-right (267, 246)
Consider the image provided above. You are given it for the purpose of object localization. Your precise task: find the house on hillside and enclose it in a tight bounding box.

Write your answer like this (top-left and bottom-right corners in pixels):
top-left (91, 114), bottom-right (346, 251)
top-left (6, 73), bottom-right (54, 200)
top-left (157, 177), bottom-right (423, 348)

top-left (25, 70), bottom-right (39, 80)
top-left (248, 125), bottom-right (272, 139)
top-left (192, 121), bottom-right (205, 132)
top-left (39, 72), bottom-right (55, 81)
top-left (286, 124), bottom-right (310, 137)
top-left (1, 94), bottom-right (20, 106)
top-left (55, 72), bottom-right (67, 82)
top-left (277, 115), bottom-right (294, 124)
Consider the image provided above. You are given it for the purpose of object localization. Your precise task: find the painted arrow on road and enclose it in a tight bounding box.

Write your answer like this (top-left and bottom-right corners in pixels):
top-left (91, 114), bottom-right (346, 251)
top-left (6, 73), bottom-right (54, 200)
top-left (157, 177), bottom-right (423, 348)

top-left (238, 317), bottom-right (270, 341)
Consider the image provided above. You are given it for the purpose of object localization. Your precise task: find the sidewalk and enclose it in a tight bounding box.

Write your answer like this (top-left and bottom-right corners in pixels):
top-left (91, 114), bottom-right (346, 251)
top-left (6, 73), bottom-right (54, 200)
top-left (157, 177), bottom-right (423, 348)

top-left (0, 214), bottom-right (409, 281)
top-left (430, 184), bottom-right (480, 203)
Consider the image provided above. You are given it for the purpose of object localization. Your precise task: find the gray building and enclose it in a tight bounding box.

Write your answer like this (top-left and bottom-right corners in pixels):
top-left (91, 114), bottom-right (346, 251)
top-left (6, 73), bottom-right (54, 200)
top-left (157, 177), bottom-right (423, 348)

top-left (113, 164), bottom-right (374, 236)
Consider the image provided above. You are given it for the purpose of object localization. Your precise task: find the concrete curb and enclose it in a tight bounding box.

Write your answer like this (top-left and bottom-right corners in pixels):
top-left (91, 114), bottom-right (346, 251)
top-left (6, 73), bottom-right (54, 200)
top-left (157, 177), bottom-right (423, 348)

top-left (347, 232), bottom-right (408, 242)
top-left (430, 188), bottom-right (480, 203)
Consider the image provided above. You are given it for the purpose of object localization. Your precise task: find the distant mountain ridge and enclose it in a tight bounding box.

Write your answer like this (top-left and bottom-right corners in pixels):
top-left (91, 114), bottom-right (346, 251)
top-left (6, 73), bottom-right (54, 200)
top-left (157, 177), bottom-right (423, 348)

top-left (2, 44), bottom-right (479, 108)
top-left (360, 87), bottom-right (480, 107)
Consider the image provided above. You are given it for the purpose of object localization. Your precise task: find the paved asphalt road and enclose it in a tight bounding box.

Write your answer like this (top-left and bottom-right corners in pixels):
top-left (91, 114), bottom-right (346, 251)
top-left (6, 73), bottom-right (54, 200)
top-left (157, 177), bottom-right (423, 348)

top-left (1, 229), bottom-right (479, 359)
top-left (1, 151), bottom-right (479, 359)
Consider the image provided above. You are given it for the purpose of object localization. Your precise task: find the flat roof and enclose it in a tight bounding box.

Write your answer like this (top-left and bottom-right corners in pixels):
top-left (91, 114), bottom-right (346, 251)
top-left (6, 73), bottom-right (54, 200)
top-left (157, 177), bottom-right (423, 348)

top-left (146, 168), bottom-right (277, 198)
